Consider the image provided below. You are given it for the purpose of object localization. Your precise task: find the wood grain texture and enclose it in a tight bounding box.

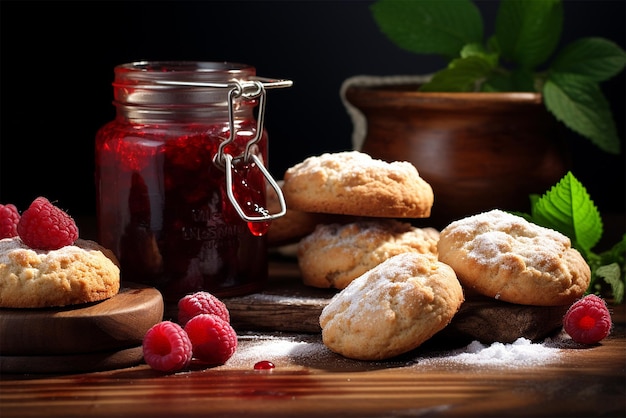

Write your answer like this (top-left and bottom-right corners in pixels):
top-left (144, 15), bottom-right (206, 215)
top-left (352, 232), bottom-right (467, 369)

top-left (0, 303), bottom-right (624, 418)
top-left (0, 261), bottom-right (624, 418)
top-left (0, 283), bottom-right (163, 356)
top-left (0, 346), bottom-right (144, 374)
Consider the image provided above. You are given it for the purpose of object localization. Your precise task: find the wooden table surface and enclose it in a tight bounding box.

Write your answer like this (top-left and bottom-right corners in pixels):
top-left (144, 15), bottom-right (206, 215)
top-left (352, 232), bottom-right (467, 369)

top-left (1, 259), bottom-right (625, 418)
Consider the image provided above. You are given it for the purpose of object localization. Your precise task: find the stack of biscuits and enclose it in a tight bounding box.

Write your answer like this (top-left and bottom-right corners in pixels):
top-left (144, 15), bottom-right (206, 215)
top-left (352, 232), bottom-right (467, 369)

top-left (268, 150), bottom-right (591, 361)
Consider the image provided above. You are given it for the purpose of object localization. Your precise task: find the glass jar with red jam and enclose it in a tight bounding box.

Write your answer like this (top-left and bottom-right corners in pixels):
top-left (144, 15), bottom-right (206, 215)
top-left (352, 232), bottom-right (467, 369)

top-left (95, 61), bottom-right (289, 302)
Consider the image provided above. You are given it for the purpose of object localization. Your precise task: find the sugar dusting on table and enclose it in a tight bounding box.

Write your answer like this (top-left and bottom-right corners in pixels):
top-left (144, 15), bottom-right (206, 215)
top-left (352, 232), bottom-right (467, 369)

top-left (417, 337), bottom-right (562, 367)
top-left (224, 334), bottom-right (327, 369)
top-left (224, 332), bottom-right (565, 370)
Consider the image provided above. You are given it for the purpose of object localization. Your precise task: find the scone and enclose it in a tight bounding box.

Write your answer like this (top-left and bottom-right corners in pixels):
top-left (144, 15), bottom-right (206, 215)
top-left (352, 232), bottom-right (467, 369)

top-left (282, 151), bottom-right (434, 218)
top-left (0, 237), bottom-right (121, 308)
top-left (437, 209), bottom-right (590, 306)
top-left (265, 180), bottom-right (347, 246)
top-left (298, 220), bottom-right (440, 289)
top-left (319, 252), bottom-right (463, 361)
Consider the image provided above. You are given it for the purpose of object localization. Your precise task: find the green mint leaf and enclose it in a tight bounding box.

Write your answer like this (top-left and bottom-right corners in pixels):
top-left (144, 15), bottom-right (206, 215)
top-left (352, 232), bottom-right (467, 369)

top-left (495, 0), bottom-right (563, 68)
top-left (480, 69), bottom-right (533, 92)
top-left (598, 234), bottom-right (626, 268)
top-left (461, 43), bottom-right (500, 68)
top-left (460, 43), bottom-right (496, 62)
top-left (550, 37), bottom-right (626, 82)
top-left (594, 263), bottom-right (624, 303)
top-left (370, 0), bottom-right (483, 59)
top-left (543, 73), bottom-right (621, 154)
top-left (531, 171), bottom-right (603, 253)
top-left (597, 234), bottom-right (626, 273)
top-left (420, 55), bottom-right (495, 92)
top-left (529, 193), bottom-right (541, 208)
top-left (486, 34), bottom-right (501, 55)
top-left (510, 68), bottom-right (536, 91)
top-left (520, 176), bottom-right (625, 302)
top-left (481, 73), bottom-right (514, 92)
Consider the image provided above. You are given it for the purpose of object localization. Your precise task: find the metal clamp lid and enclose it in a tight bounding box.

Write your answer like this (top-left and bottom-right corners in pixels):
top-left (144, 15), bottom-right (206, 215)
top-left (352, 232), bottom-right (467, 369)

top-left (157, 76), bottom-right (292, 224)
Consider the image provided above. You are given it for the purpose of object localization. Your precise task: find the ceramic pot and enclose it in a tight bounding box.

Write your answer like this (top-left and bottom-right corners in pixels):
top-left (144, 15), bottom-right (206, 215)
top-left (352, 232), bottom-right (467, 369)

top-left (343, 78), bottom-right (570, 230)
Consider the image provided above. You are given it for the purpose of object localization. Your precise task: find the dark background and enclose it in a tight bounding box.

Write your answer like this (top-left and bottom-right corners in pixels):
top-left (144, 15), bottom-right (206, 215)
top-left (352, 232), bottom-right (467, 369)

top-left (1, 1), bottom-right (624, 224)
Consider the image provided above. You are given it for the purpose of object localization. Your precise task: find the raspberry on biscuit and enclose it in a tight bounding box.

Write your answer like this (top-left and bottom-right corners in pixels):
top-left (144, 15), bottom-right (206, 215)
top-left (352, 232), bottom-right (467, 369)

top-left (0, 203), bottom-right (20, 239)
top-left (17, 197), bottom-right (78, 250)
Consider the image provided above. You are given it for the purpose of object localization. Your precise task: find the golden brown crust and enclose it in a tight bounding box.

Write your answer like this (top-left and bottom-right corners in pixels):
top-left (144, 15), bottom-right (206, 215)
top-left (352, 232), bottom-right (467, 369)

top-left (265, 181), bottom-right (344, 246)
top-left (319, 252), bottom-right (464, 361)
top-left (437, 209), bottom-right (591, 306)
top-left (0, 238), bottom-right (121, 308)
top-left (282, 151), bottom-right (434, 218)
top-left (297, 220), bottom-right (440, 289)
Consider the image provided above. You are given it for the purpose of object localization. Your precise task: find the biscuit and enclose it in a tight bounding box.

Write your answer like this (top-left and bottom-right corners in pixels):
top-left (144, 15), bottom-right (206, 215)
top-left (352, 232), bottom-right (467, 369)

top-left (265, 180), bottom-right (343, 246)
top-left (298, 220), bottom-right (440, 289)
top-left (282, 151), bottom-right (434, 218)
top-left (319, 252), bottom-right (463, 361)
top-left (0, 238), bottom-right (121, 308)
top-left (437, 209), bottom-right (591, 306)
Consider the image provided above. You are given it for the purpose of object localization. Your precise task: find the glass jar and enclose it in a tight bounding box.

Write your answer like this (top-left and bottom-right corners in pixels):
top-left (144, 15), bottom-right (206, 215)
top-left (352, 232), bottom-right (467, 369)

top-left (95, 61), bottom-right (289, 302)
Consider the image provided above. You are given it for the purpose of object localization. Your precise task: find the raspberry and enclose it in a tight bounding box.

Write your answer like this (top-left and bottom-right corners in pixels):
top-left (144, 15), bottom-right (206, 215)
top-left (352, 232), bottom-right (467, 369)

top-left (17, 197), bottom-right (79, 250)
top-left (0, 203), bottom-right (20, 239)
top-left (142, 321), bottom-right (193, 372)
top-left (178, 291), bottom-right (230, 326)
top-left (184, 314), bottom-right (238, 365)
top-left (563, 294), bottom-right (612, 344)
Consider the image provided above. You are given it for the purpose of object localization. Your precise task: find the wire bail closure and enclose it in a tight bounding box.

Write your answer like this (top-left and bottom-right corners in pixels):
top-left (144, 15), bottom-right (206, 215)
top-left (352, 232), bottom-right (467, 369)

top-left (216, 79), bottom-right (266, 166)
top-left (223, 152), bottom-right (287, 222)
top-left (221, 78), bottom-right (289, 222)
top-left (157, 76), bottom-right (291, 223)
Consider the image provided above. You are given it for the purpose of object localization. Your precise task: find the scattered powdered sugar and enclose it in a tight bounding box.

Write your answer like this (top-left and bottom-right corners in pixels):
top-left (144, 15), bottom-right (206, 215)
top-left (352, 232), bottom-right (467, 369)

top-left (418, 337), bottom-right (561, 367)
top-left (223, 332), bottom-right (564, 370)
top-left (224, 334), bottom-right (327, 368)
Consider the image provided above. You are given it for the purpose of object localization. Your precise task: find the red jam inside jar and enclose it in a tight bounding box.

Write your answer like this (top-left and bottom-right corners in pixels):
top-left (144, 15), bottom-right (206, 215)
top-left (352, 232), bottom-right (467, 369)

top-left (95, 62), bottom-right (275, 302)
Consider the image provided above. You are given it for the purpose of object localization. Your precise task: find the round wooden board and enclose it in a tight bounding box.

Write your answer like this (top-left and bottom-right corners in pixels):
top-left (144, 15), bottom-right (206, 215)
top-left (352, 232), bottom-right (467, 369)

top-left (0, 283), bottom-right (164, 356)
top-left (0, 346), bottom-right (144, 374)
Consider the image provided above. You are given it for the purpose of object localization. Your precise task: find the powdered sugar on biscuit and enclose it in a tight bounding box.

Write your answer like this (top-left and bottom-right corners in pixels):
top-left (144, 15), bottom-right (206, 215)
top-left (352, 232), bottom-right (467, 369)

top-left (453, 210), bottom-right (570, 270)
top-left (438, 209), bottom-right (590, 306)
top-left (298, 220), bottom-right (439, 289)
top-left (0, 237), bottom-right (115, 262)
top-left (0, 237), bottom-right (120, 308)
top-left (282, 150), bottom-right (433, 218)
top-left (319, 253), bottom-right (463, 360)
top-left (289, 151), bottom-right (419, 178)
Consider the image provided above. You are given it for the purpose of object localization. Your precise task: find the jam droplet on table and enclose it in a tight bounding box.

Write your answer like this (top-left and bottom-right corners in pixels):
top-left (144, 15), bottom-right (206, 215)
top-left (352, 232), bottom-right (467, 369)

top-left (253, 360), bottom-right (275, 370)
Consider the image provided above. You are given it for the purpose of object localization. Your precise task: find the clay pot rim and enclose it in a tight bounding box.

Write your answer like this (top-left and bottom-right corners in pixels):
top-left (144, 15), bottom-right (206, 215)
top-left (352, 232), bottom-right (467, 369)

top-left (346, 84), bottom-right (543, 105)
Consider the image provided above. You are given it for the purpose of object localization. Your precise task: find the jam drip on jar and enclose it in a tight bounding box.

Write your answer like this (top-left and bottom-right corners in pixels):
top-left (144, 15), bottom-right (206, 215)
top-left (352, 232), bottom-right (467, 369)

top-left (226, 157), bottom-right (272, 237)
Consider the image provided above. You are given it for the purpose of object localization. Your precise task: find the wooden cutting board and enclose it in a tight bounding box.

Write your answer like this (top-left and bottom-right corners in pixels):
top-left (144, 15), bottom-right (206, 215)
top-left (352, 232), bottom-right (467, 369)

top-left (0, 346), bottom-right (144, 375)
top-left (0, 283), bottom-right (163, 373)
top-left (219, 260), bottom-right (570, 345)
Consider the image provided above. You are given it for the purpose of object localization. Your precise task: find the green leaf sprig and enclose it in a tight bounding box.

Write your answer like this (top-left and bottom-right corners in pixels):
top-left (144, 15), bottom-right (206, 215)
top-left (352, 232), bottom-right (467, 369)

top-left (515, 172), bottom-right (625, 303)
top-left (371, 0), bottom-right (626, 154)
